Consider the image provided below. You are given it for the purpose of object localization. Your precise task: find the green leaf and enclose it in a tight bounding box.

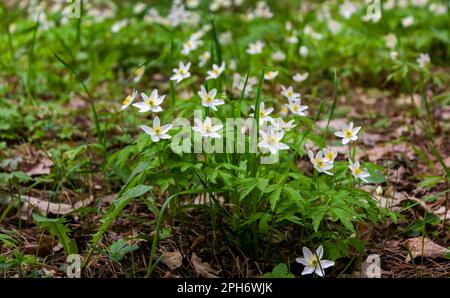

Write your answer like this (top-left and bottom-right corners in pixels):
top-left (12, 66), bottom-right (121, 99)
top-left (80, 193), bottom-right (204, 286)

top-left (263, 263), bottom-right (294, 278)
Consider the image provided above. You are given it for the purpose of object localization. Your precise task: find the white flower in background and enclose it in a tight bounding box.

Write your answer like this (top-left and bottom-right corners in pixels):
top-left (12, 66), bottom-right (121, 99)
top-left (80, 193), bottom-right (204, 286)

top-left (254, 1), bottom-right (273, 19)
top-left (198, 86), bottom-right (224, 111)
top-left (182, 38), bottom-right (202, 55)
top-left (308, 150), bottom-right (334, 175)
top-left (334, 122), bottom-right (361, 145)
top-left (429, 3), bottom-right (447, 15)
top-left (199, 51), bottom-right (211, 67)
top-left (384, 0), bottom-right (395, 10)
top-left (206, 62), bottom-right (226, 80)
top-left (293, 72), bottom-right (309, 83)
top-left (250, 102), bottom-right (274, 125)
top-left (133, 66), bottom-right (145, 82)
top-left (385, 33), bottom-right (397, 49)
top-left (170, 62), bottom-right (191, 83)
top-left (247, 40), bottom-right (265, 55)
top-left (390, 51), bottom-right (398, 60)
top-left (348, 159), bottom-right (370, 182)
top-left (281, 85), bottom-right (300, 101)
top-left (417, 53), bottom-right (430, 68)
top-left (271, 51), bottom-right (286, 61)
top-left (258, 126), bottom-right (289, 155)
top-left (411, 0), bottom-right (428, 7)
top-left (133, 90), bottom-right (165, 113)
top-left (299, 46), bottom-right (309, 57)
top-left (219, 31), bottom-right (232, 45)
top-left (270, 117), bottom-right (296, 132)
top-left (296, 246), bottom-right (335, 277)
top-left (232, 73), bottom-right (257, 97)
top-left (322, 146), bottom-right (338, 162)
top-left (339, 1), bottom-right (358, 19)
top-left (140, 116), bottom-right (172, 142)
top-left (285, 98), bottom-right (308, 116)
top-left (193, 117), bottom-right (223, 139)
top-left (279, 105), bottom-right (289, 117)
top-left (286, 35), bottom-right (298, 44)
top-left (133, 2), bottom-right (146, 14)
top-left (398, 0), bottom-right (408, 7)
top-left (186, 0), bottom-right (200, 8)
top-left (121, 90), bottom-right (137, 110)
top-left (264, 71), bottom-right (278, 81)
top-left (111, 19), bottom-right (128, 33)
top-left (328, 19), bottom-right (342, 34)
top-left (229, 59), bottom-right (237, 71)
top-left (401, 15), bottom-right (414, 27)
top-left (285, 21), bottom-right (293, 31)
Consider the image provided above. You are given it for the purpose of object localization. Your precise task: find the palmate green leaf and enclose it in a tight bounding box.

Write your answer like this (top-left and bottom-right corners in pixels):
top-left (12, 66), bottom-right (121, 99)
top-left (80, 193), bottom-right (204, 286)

top-left (83, 185), bottom-right (152, 269)
top-left (310, 205), bottom-right (328, 232)
top-left (268, 185), bottom-right (282, 210)
top-left (263, 263), bottom-right (295, 278)
top-left (330, 207), bottom-right (356, 233)
top-left (108, 239), bottom-right (139, 262)
top-left (33, 214), bottom-right (78, 256)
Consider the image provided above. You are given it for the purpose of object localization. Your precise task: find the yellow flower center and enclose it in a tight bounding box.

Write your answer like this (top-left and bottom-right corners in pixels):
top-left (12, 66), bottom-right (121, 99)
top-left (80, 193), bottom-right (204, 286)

top-left (354, 167), bottom-right (362, 175)
top-left (293, 105), bottom-right (299, 112)
top-left (326, 152), bottom-right (334, 160)
top-left (153, 127), bottom-right (162, 135)
top-left (135, 67), bottom-right (144, 76)
top-left (287, 90), bottom-right (293, 97)
top-left (309, 256), bottom-right (319, 267)
top-left (178, 69), bottom-right (185, 75)
top-left (204, 124), bottom-right (212, 133)
top-left (317, 159), bottom-right (325, 168)
top-left (122, 95), bottom-right (132, 105)
top-left (145, 99), bottom-right (155, 106)
top-left (344, 129), bottom-right (353, 138)
top-left (213, 69), bottom-right (220, 75)
top-left (205, 94), bottom-right (213, 103)
top-left (268, 136), bottom-right (277, 145)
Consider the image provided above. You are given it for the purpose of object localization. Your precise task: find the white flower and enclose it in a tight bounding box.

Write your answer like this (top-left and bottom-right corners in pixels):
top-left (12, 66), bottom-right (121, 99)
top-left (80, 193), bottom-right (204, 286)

top-left (271, 51), bottom-right (286, 61)
top-left (140, 116), bottom-right (172, 142)
top-left (385, 33), bottom-right (397, 49)
top-left (229, 59), bottom-right (237, 71)
top-left (133, 2), bottom-right (146, 14)
top-left (269, 117), bottom-right (296, 132)
top-left (296, 246), bottom-right (335, 277)
top-left (193, 117), bottom-right (223, 139)
top-left (254, 1), bottom-right (273, 19)
top-left (198, 85), bottom-right (224, 111)
top-left (417, 53), bottom-right (430, 68)
top-left (281, 85), bottom-right (300, 101)
top-left (219, 31), bottom-right (232, 45)
top-left (133, 90), bottom-right (165, 113)
top-left (286, 35), bottom-right (298, 44)
top-left (258, 126), bottom-right (289, 155)
top-left (199, 51), bottom-right (211, 67)
top-left (247, 40), bottom-right (264, 55)
top-left (299, 46), bottom-right (309, 57)
top-left (390, 51), bottom-right (398, 60)
top-left (111, 19), bottom-right (128, 33)
top-left (264, 71), bottom-right (278, 81)
top-left (249, 102), bottom-right (274, 125)
top-left (401, 15), bottom-right (414, 28)
top-left (133, 66), bottom-right (145, 83)
top-left (339, 1), bottom-right (358, 19)
top-left (308, 150), bottom-right (334, 175)
top-left (206, 62), bottom-right (226, 80)
top-left (348, 159), bottom-right (370, 183)
top-left (285, 98), bottom-right (308, 116)
top-left (285, 21), bottom-right (293, 31)
top-left (429, 3), bottom-right (447, 15)
top-left (121, 90), bottom-right (137, 110)
top-left (328, 19), bottom-right (342, 34)
top-left (322, 146), bottom-right (338, 163)
top-left (334, 122), bottom-right (361, 145)
top-left (293, 72), bottom-right (309, 83)
top-left (182, 38), bottom-right (202, 55)
top-left (170, 62), bottom-right (191, 83)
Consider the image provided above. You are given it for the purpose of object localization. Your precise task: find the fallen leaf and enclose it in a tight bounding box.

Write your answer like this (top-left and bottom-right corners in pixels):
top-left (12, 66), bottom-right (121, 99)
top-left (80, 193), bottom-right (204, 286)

top-left (26, 157), bottom-right (53, 176)
top-left (191, 253), bottom-right (219, 278)
top-left (161, 250), bottom-right (183, 270)
top-left (403, 237), bottom-right (449, 263)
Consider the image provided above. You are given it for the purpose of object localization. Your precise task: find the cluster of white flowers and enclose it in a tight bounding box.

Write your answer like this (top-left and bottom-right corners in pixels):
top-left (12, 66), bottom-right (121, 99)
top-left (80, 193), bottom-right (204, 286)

top-left (245, 1), bottom-right (273, 21)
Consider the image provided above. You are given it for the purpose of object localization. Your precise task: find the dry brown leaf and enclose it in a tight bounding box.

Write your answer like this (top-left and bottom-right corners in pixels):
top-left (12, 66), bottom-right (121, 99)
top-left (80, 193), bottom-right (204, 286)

top-left (403, 237), bottom-right (449, 263)
top-left (161, 250), bottom-right (183, 270)
top-left (191, 253), bottom-right (219, 278)
top-left (26, 157), bottom-right (53, 176)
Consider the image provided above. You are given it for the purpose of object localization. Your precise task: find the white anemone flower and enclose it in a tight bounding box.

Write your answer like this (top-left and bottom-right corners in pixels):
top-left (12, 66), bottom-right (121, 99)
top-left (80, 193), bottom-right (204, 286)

top-left (281, 85), bottom-right (301, 101)
top-left (249, 102), bottom-right (274, 125)
top-left (258, 126), bottom-right (289, 155)
top-left (264, 71), bottom-right (278, 81)
top-left (206, 62), bottom-right (225, 80)
top-left (121, 90), bottom-right (137, 110)
top-left (199, 51), bottom-right (211, 67)
top-left (140, 116), bottom-right (172, 142)
top-left (285, 98), bottom-right (308, 116)
top-left (299, 46), bottom-right (309, 57)
top-left (322, 146), bottom-right (338, 162)
top-left (133, 90), bottom-right (165, 113)
top-left (271, 51), bottom-right (286, 62)
top-left (269, 117), bottom-right (296, 132)
top-left (170, 62), bottom-right (191, 83)
top-left (348, 159), bottom-right (370, 182)
top-left (247, 40), bottom-right (264, 55)
top-left (198, 85), bottom-right (224, 111)
top-left (181, 38), bottom-right (202, 55)
top-left (193, 117), bottom-right (223, 139)
top-left (133, 66), bottom-right (145, 82)
top-left (296, 246), bottom-right (335, 277)
top-left (308, 150), bottom-right (334, 175)
top-left (334, 122), bottom-right (361, 145)
top-left (401, 15), bottom-right (414, 27)
top-left (417, 53), bottom-right (430, 68)
top-left (293, 72), bottom-right (309, 83)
